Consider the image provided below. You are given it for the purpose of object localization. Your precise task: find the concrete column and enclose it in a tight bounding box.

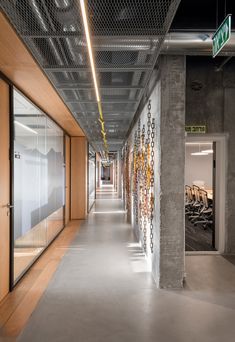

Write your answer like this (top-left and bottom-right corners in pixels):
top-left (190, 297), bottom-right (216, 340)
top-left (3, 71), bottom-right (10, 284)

top-left (153, 55), bottom-right (186, 288)
top-left (224, 89), bottom-right (235, 252)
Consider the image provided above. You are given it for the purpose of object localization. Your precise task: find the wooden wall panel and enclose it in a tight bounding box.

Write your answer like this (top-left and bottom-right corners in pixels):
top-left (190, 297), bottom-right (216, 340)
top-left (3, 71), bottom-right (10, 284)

top-left (0, 13), bottom-right (84, 137)
top-left (110, 163), bottom-right (114, 184)
top-left (65, 135), bottom-right (71, 225)
top-left (0, 79), bottom-right (10, 302)
top-left (71, 137), bottom-right (87, 220)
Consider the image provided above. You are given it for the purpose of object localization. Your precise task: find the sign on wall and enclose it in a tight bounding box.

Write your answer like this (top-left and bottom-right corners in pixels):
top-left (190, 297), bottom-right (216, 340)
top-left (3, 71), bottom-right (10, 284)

top-left (212, 14), bottom-right (231, 57)
top-left (185, 126), bottom-right (206, 134)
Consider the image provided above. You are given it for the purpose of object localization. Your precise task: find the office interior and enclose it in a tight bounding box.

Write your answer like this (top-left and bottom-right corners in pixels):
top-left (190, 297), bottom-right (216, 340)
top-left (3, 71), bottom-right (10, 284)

top-left (1, 1), bottom-right (235, 341)
top-left (185, 142), bottom-right (215, 251)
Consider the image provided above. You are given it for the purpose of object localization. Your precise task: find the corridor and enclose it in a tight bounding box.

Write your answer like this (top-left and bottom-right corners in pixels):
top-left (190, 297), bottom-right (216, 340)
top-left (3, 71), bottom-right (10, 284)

top-left (1, 1), bottom-right (235, 341)
top-left (12, 187), bottom-right (235, 342)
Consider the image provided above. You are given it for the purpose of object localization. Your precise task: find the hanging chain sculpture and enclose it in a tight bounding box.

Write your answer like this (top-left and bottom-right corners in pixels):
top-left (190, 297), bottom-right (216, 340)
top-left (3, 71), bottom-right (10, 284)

top-left (133, 129), bottom-right (139, 225)
top-left (124, 143), bottom-right (131, 213)
top-left (150, 115), bottom-right (155, 253)
top-left (131, 100), bottom-right (155, 253)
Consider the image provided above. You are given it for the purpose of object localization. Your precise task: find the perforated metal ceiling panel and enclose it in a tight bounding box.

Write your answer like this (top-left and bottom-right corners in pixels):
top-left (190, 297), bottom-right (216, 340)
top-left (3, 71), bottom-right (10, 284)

top-left (0, 0), bottom-right (180, 151)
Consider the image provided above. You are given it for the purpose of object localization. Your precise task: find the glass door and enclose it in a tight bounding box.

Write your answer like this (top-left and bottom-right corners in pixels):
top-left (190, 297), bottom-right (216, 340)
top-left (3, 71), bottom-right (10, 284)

top-left (12, 88), bottom-right (65, 284)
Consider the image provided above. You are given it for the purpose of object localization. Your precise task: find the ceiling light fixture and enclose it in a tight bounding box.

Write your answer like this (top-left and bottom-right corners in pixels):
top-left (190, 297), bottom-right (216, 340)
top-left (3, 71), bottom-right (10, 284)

top-left (201, 149), bottom-right (213, 153)
top-left (14, 120), bottom-right (38, 135)
top-left (190, 143), bottom-right (209, 156)
top-left (191, 152), bottom-right (208, 156)
top-left (80, 0), bottom-right (109, 158)
top-left (80, 0), bottom-right (99, 102)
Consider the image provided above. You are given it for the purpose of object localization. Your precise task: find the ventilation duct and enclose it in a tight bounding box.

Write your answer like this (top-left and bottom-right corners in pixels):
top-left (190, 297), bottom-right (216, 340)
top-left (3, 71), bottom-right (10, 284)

top-left (162, 32), bottom-right (235, 55)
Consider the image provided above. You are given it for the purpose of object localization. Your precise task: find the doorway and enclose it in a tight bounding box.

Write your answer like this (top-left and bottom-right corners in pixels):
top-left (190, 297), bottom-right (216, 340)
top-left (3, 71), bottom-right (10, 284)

top-left (185, 134), bottom-right (227, 253)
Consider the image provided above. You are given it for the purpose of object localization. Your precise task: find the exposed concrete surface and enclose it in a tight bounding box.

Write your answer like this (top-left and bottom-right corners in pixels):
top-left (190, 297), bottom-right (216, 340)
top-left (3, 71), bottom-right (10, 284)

top-left (126, 56), bottom-right (185, 288)
top-left (224, 88), bottom-right (235, 252)
top-left (159, 55), bottom-right (186, 288)
top-left (15, 192), bottom-right (235, 342)
top-left (186, 57), bottom-right (224, 133)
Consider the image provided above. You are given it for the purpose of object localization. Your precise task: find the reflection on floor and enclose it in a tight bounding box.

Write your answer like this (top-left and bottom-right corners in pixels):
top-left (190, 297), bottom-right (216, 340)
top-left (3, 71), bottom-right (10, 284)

top-left (14, 208), bottom-right (64, 281)
top-left (96, 184), bottom-right (118, 200)
top-left (185, 216), bottom-right (215, 251)
top-left (14, 247), bottom-right (43, 281)
top-left (13, 191), bottom-right (235, 342)
top-left (2, 189), bottom-right (235, 341)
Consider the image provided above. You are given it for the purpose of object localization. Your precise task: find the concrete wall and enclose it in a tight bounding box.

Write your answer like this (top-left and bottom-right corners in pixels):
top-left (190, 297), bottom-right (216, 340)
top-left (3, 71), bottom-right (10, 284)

top-left (126, 55), bottom-right (186, 288)
top-left (158, 55), bottom-right (185, 288)
top-left (186, 57), bottom-right (224, 132)
top-left (186, 56), bottom-right (235, 252)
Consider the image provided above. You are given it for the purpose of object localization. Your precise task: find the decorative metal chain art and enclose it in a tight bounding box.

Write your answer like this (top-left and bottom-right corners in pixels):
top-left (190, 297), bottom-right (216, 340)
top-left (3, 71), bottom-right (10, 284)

top-left (124, 143), bottom-right (131, 214)
top-left (131, 100), bottom-right (155, 253)
top-left (133, 130), bottom-right (139, 225)
top-left (150, 116), bottom-right (155, 253)
top-left (139, 124), bottom-right (145, 233)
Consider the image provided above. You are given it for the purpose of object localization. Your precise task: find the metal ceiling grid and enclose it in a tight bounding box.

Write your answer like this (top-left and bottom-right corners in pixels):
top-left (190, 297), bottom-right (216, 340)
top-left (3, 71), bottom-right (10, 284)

top-left (0, 0), bottom-right (181, 151)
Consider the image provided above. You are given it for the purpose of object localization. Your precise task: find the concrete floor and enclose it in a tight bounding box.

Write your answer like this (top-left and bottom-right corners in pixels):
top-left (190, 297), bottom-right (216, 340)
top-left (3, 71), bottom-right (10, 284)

top-left (17, 188), bottom-right (235, 342)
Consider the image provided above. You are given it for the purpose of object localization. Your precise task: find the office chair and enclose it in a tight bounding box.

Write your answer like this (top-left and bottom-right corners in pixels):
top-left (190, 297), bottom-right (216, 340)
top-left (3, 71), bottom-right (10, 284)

top-left (185, 185), bottom-right (194, 215)
top-left (188, 185), bottom-right (202, 221)
top-left (193, 189), bottom-right (213, 229)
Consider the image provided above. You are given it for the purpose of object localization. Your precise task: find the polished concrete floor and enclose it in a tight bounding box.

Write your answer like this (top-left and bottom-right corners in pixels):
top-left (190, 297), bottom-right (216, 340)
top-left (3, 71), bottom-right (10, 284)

top-left (17, 187), bottom-right (235, 342)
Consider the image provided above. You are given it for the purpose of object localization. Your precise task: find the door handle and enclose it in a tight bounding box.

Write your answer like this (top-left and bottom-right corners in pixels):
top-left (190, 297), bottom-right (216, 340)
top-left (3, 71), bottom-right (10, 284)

top-left (6, 203), bottom-right (14, 209)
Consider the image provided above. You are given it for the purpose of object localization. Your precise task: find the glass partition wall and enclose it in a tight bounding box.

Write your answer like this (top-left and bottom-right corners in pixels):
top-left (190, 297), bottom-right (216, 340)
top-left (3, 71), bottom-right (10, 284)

top-left (13, 89), bottom-right (65, 284)
top-left (88, 144), bottom-right (96, 211)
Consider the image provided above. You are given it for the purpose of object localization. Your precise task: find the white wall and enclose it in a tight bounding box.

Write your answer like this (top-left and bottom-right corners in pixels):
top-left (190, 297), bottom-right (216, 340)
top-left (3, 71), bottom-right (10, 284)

top-left (185, 145), bottom-right (213, 189)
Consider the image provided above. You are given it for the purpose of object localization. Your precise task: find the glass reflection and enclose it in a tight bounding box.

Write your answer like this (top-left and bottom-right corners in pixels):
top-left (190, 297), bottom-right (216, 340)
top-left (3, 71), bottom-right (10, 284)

top-left (13, 89), bottom-right (64, 282)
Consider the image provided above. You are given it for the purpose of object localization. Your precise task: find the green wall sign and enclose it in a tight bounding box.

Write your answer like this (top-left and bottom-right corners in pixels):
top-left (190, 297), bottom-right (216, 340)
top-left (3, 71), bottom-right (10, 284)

top-left (212, 14), bottom-right (231, 57)
top-left (185, 126), bottom-right (206, 134)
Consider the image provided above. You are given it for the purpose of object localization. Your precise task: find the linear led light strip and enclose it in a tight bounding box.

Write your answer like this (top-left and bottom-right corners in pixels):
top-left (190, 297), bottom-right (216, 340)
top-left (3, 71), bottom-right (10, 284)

top-left (80, 0), bottom-right (109, 158)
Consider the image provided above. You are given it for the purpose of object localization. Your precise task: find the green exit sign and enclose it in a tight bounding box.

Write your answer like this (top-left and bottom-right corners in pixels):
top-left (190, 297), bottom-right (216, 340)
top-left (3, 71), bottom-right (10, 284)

top-left (213, 14), bottom-right (232, 57)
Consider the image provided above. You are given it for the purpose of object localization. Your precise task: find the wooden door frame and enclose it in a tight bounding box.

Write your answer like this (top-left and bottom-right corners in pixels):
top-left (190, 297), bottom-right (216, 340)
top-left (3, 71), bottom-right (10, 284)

top-left (0, 72), bottom-right (69, 289)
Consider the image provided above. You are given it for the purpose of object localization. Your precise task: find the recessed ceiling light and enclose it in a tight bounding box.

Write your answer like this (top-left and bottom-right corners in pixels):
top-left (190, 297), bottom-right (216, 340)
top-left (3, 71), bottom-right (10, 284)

top-left (191, 152), bottom-right (208, 156)
top-left (201, 149), bottom-right (213, 153)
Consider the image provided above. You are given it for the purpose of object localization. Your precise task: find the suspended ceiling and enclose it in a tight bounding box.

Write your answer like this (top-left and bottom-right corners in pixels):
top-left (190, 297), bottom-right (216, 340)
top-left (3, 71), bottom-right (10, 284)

top-left (0, 0), bottom-right (180, 151)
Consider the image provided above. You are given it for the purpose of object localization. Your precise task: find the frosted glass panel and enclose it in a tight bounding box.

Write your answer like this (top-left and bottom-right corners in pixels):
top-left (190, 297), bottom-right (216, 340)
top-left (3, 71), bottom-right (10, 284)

top-left (13, 89), bottom-right (65, 283)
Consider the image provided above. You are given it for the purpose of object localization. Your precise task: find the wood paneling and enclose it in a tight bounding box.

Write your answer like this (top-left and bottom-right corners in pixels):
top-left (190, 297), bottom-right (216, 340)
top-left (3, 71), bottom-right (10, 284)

top-left (110, 163), bottom-right (114, 184)
top-left (0, 13), bottom-right (84, 137)
top-left (71, 137), bottom-right (87, 220)
top-left (0, 79), bottom-right (10, 302)
top-left (65, 135), bottom-right (71, 225)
